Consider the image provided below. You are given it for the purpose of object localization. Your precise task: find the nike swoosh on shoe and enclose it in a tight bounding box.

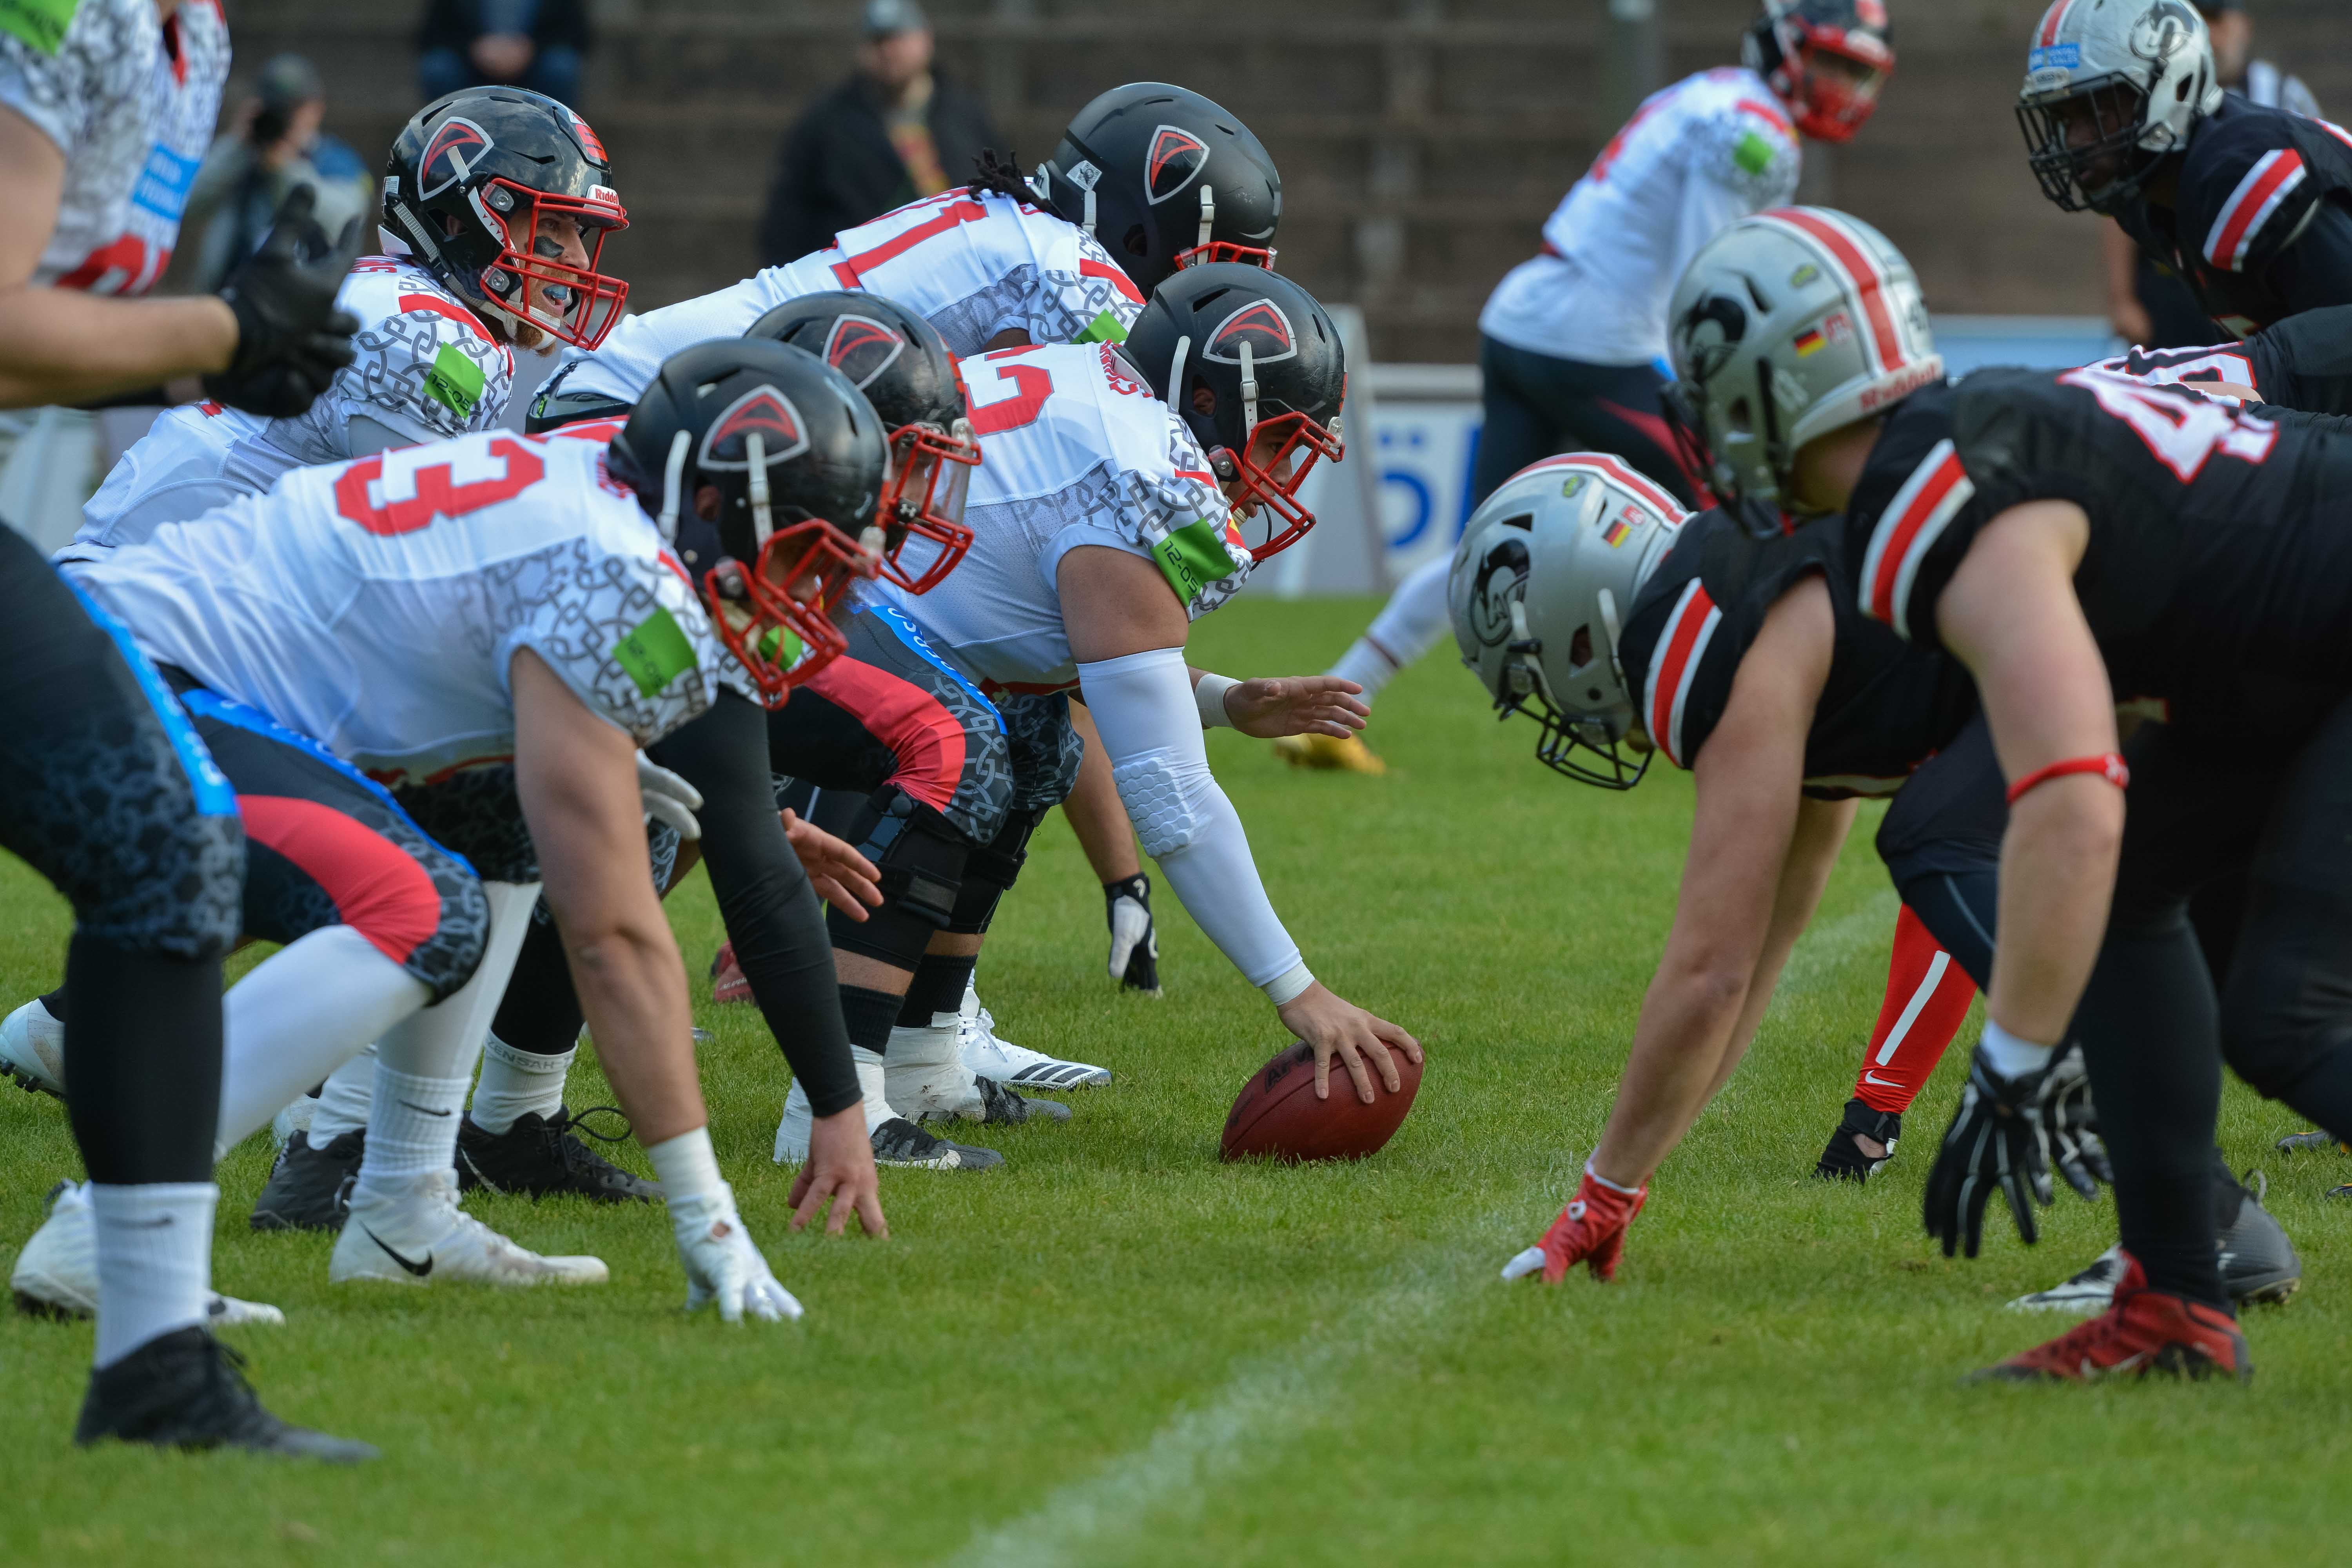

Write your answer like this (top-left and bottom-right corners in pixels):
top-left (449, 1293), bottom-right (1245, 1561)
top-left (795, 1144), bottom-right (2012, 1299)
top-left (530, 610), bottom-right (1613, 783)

top-left (363, 1226), bottom-right (434, 1278)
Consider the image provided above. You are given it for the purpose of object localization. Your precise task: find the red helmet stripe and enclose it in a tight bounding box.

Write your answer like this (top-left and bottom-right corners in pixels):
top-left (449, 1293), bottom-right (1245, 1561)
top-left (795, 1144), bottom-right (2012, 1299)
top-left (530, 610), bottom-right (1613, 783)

top-left (1758, 207), bottom-right (1905, 375)
top-left (1508, 453), bottom-right (1685, 523)
top-left (2037, 0), bottom-right (2076, 48)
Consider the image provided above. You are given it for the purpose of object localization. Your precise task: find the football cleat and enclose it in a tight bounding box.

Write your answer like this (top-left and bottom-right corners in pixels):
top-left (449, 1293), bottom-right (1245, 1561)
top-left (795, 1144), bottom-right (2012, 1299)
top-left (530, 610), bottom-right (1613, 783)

top-left (1271, 731), bottom-right (1387, 774)
top-left (455, 1107), bottom-right (661, 1203)
top-left (886, 1019), bottom-right (1069, 1126)
top-left (960, 986), bottom-right (1111, 1089)
top-left (1973, 1253), bottom-right (2250, 1383)
top-left (14, 1181), bottom-right (284, 1326)
top-left (709, 942), bottom-right (751, 1004)
top-left (2007, 1245), bottom-right (2129, 1315)
top-left (0, 996), bottom-right (66, 1098)
top-left (771, 1077), bottom-right (1007, 1171)
top-left (270, 1093), bottom-right (317, 1150)
top-left (1814, 1097), bottom-right (1901, 1181)
top-left (328, 1172), bottom-right (608, 1287)
top-left (249, 1128), bottom-right (364, 1233)
top-left (2217, 1171), bottom-right (2301, 1306)
top-left (2276, 1129), bottom-right (2350, 1156)
top-left (74, 1327), bottom-right (375, 1461)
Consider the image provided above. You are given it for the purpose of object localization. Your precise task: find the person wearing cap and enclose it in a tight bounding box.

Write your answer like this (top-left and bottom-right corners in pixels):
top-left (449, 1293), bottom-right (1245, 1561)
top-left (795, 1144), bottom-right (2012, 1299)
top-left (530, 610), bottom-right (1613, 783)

top-left (167, 54), bottom-right (373, 297)
top-left (755, 0), bottom-right (1002, 267)
top-left (415, 0), bottom-right (590, 109)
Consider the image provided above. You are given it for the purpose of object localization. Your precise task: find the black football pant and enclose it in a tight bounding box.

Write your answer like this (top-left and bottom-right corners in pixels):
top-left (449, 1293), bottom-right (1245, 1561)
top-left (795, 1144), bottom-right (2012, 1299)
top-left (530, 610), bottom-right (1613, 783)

top-left (1472, 336), bottom-right (1703, 510)
top-left (0, 531), bottom-right (243, 1186)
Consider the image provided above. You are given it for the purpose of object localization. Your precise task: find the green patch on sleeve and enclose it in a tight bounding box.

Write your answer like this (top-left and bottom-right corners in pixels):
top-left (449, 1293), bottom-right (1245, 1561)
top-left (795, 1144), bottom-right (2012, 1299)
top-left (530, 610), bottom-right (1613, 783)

top-left (755, 623), bottom-right (805, 672)
top-left (423, 344), bottom-right (486, 420)
top-left (1074, 309), bottom-right (1129, 345)
top-left (0, 0), bottom-right (82, 56)
top-left (612, 606), bottom-right (700, 698)
top-left (1151, 518), bottom-right (1241, 607)
top-left (1734, 130), bottom-right (1776, 177)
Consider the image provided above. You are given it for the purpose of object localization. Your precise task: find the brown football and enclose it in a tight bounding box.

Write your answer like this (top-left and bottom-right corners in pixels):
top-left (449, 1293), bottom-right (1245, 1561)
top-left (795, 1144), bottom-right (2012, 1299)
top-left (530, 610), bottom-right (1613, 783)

top-left (1219, 1040), bottom-right (1423, 1163)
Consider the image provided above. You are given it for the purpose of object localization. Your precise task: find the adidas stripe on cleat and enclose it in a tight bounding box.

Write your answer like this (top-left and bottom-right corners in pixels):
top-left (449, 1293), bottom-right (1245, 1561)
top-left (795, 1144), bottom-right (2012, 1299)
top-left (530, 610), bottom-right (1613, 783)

top-left (958, 989), bottom-right (1110, 1089)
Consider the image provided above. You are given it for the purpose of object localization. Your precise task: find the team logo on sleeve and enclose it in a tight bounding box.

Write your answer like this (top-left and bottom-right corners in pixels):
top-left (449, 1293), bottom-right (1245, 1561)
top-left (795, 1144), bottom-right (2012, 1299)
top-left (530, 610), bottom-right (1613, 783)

top-left (820, 315), bottom-right (907, 390)
top-left (1201, 301), bottom-right (1298, 365)
top-left (697, 386), bottom-right (810, 470)
top-left (419, 119), bottom-right (494, 198)
top-left (1145, 126), bottom-right (1211, 205)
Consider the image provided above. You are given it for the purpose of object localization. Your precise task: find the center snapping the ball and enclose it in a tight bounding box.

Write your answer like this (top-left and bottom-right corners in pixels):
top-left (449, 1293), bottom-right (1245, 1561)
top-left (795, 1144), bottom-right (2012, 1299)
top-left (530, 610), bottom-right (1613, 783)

top-left (1220, 1041), bottom-right (1422, 1162)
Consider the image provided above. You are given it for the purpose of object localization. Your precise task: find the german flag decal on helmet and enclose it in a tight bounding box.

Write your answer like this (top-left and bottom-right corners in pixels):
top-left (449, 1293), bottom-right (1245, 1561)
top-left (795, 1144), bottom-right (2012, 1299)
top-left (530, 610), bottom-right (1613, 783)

top-left (419, 118), bottom-right (493, 198)
top-left (1202, 300), bottom-right (1298, 364)
top-left (1145, 125), bottom-right (1210, 205)
top-left (820, 315), bottom-right (908, 391)
top-left (698, 386), bottom-right (811, 471)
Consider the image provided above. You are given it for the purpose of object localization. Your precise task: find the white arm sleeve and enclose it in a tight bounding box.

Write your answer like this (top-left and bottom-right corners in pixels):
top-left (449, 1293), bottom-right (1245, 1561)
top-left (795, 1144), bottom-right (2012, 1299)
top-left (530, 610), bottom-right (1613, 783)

top-left (1078, 646), bottom-right (1308, 995)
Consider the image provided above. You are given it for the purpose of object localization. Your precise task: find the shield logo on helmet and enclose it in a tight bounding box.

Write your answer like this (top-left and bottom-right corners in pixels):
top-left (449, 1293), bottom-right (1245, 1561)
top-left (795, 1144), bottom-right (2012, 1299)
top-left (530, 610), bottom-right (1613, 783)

top-left (820, 315), bottom-right (907, 391)
top-left (1471, 537), bottom-right (1531, 648)
top-left (419, 118), bottom-right (494, 199)
top-left (1145, 125), bottom-right (1210, 205)
top-left (698, 385), bottom-right (812, 472)
top-left (1201, 300), bottom-right (1298, 365)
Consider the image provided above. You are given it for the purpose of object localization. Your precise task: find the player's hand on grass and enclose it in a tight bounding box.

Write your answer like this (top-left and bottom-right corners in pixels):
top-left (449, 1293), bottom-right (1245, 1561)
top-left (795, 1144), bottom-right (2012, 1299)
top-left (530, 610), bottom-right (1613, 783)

top-left (1502, 1167), bottom-right (1648, 1284)
top-left (1221, 676), bottom-right (1369, 740)
top-left (780, 808), bottom-right (882, 920)
top-left (2042, 1043), bottom-right (2111, 1201)
top-left (789, 1104), bottom-right (889, 1239)
top-left (1276, 981), bottom-right (1421, 1104)
top-left (637, 753), bottom-right (704, 841)
top-left (671, 1183), bottom-right (804, 1323)
top-left (1924, 1042), bottom-right (2057, 1258)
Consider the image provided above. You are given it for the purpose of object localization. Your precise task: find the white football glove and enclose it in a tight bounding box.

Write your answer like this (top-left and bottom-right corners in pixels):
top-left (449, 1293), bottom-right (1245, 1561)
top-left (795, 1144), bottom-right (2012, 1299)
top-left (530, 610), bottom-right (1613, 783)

top-left (670, 1183), bottom-right (802, 1323)
top-left (637, 753), bottom-right (704, 842)
top-left (1105, 873), bottom-right (1161, 994)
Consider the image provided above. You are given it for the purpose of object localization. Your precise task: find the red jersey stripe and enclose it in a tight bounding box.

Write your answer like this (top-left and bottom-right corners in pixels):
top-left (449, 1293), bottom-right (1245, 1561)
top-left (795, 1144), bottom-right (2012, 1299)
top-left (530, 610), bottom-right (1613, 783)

top-left (1643, 578), bottom-right (1721, 769)
top-left (1859, 440), bottom-right (1973, 639)
top-left (2204, 150), bottom-right (2306, 272)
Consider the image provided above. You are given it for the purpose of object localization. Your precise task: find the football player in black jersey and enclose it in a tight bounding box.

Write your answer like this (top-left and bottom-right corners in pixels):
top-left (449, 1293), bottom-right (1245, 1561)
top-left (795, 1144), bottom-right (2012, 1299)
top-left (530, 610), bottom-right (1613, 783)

top-left (2018, 0), bottom-right (2352, 338)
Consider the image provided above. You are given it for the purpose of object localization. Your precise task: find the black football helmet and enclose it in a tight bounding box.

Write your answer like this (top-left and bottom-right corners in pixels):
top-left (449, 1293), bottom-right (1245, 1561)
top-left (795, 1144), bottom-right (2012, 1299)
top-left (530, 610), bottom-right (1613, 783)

top-left (606, 340), bottom-right (891, 702)
top-left (1031, 83), bottom-right (1282, 295)
top-left (1742, 0), bottom-right (1896, 144)
top-left (744, 292), bottom-right (980, 595)
top-left (383, 87), bottom-right (629, 350)
top-left (1125, 264), bottom-right (1345, 560)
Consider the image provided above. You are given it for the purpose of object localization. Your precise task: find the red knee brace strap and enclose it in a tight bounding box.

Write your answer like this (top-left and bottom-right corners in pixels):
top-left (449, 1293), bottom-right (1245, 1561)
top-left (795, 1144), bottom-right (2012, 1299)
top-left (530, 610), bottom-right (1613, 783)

top-left (2005, 753), bottom-right (2129, 806)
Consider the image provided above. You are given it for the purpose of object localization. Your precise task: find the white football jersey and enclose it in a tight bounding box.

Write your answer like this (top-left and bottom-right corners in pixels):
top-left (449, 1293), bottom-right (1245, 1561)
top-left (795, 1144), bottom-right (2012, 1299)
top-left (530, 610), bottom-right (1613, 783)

top-left (1479, 67), bottom-right (1802, 367)
top-left (69, 258), bottom-right (517, 557)
top-left (0, 0), bottom-right (228, 295)
top-left (871, 341), bottom-right (1244, 691)
top-left (544, 189), bottom-right (1145, 411)
top-left (65, 430), bottom-right (748, 787)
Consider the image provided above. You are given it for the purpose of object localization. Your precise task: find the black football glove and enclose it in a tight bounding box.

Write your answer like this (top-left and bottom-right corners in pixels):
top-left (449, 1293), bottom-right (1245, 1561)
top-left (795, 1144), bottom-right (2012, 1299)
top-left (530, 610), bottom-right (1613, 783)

top-left (204, 184), bottom-right (363, 419)
top-left (1924, 1042), bottom-right (2056, 1258)
top-left (1105, 873), bottom-right (1160, 995)
top-left (2043, 1042), bottom-right (2112, 1201)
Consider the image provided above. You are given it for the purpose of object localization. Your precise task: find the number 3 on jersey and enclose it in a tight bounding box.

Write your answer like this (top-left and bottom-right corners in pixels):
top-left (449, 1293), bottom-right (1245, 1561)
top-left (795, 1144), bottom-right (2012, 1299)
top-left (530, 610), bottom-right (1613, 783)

top-left (967, 349), bottom-right (1056, 436)
top-left (335, 434), bottom-right (548, 535)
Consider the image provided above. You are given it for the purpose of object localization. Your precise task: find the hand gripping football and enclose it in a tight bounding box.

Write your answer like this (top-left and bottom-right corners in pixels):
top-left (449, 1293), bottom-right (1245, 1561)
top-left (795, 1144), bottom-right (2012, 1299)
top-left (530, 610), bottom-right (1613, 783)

top-left (1220, 1040), bottom-right (1422, 1163)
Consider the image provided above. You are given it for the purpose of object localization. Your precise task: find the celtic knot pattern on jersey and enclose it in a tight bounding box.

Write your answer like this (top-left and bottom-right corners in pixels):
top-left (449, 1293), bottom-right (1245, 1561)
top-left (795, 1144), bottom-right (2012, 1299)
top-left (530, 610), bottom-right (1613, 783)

top-left (347, 305), bottom-right (514, 443)
top-left (1000, 691), bottom-right (1082, 812)
top-left (395, 764), bottom-right (540, 885)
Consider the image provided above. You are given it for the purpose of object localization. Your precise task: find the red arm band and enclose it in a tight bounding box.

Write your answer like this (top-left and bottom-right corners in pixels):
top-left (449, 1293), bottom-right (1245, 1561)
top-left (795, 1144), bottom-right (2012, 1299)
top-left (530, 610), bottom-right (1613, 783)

top-left (2005, 753), bottom-right (2130, 806)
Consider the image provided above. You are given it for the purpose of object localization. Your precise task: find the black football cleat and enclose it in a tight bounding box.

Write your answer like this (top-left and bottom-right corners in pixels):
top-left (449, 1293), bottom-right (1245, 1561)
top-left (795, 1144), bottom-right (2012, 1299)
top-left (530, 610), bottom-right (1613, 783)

top-left (249, 1129), bottom-right (363, 1232)
top-left (1814, 1098), bottom-right (1901, 1181)
top-left (75, 1327), bottom-right (377, 1461)
top-left (870, 1116), bottom-right (1004, 1171)
top-left (2276, 1129), bottom-right (2350, 1156)
top-left (454, 1107), bottom-right (660, 1203)
top-left (2218, 1170), bottom-right (2301, 1306)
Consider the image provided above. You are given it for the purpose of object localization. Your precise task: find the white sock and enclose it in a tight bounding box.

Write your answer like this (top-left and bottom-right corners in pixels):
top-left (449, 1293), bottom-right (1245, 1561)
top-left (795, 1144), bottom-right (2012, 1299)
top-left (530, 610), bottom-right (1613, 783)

top-left (358, 1064), bottom-right (467, 1189)
top-left (469, 1034), bottom-right (575, 1135)
top-left (89, 1182), bottom-right (216, 1368)
top-left (307, 1045), bottom-right (378, 1144)
top-left (853, 1045), bottom-right (892, 1134)
top-left (1331, 554), bottom-right (1456, 707)
top-left (216, 926), bottom-right (430, 1154)
top-left (1328, 635), bottom-right (1406, 706)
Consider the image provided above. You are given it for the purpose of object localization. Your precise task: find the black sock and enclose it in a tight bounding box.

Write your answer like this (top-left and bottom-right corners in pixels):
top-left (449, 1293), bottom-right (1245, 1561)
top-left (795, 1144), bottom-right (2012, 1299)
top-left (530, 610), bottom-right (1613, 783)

top-left (61, 937), bottom-right (221, 1185)
top-left (489, 903), bottom-right (587, 1056)
top-left (896, 954), bottom-right (976, 1027)
top-left (839, 984), bottom-right (904, 1054)
top-left (38, 985), bottom-right (66, 1024)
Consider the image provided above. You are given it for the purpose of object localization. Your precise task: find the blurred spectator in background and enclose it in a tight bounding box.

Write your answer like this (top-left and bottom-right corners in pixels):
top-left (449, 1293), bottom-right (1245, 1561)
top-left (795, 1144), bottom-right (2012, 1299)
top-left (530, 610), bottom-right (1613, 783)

top-left (757, 0), bottom-right (1000, 266)
top-left (164, 54), bottom-right (372, 296)
top-left (416, 0), bottom-right (590, 108)
top-left (2103, 0), bottom-right (2319, 348)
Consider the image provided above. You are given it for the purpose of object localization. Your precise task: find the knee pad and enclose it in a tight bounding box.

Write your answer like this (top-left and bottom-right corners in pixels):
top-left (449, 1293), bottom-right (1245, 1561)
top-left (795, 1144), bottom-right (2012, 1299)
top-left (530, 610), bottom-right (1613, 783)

top-left (827, 786), bottom-right (974, 971)
top-left (947, 807), bottom-right (1046, 933)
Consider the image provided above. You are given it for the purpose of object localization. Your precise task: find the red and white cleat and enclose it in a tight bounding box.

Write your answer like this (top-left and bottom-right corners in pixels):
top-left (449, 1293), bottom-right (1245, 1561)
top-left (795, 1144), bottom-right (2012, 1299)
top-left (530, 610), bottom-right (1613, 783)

top-left (709, 942), bottom-right (751, 1005)
top-left (1972, 1252), bottom-right (2251, 1383)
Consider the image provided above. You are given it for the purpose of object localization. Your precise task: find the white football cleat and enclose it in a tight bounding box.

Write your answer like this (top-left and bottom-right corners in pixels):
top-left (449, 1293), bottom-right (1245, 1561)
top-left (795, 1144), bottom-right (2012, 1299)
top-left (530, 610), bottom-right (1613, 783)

top-left (2006, 1244), bottom-right (2128, 1314)
top-left (0, 997), bottom-right (67, 1098)
top-left (329, 1172), bottom-right (607, 1287)
top-left (270, 1093), bottom-right (318, 1150)
top-left (11, 1181), bottom-right (284, 1325)
top-left (958, 985), bottom-right (1111, 1090)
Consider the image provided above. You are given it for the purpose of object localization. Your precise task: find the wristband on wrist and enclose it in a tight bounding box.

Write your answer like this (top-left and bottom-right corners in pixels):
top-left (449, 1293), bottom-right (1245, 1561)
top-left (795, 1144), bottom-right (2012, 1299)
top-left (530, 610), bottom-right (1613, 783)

top-left (1194, 671), bottom-right (1240, 730)
top-left (1978, 1018), bottom-right (2058, 1077)
top-left (646, 1125), bottom-right (724, 1203)
top-left (1584, 1159), bottom-right (1646, 1197)
top-left (1261, 962), bottom-right (1314, 1005)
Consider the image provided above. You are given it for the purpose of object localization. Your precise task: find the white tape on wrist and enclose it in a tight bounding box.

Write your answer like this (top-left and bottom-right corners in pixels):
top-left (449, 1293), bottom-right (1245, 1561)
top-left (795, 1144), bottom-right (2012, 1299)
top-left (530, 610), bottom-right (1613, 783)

top-left (1195, 671), bottom-right (1241, 730)
top-left (1979, 1019), bottom-right (2058, 1078)
top-left (646, 1125), bottom-right (724, 1203)
top-left (1261, 963), bottom-right (1314, 1006)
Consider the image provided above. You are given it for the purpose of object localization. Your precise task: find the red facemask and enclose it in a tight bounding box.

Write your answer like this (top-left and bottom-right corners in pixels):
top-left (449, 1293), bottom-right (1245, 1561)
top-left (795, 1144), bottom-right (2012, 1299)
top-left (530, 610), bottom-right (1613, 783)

top-left (474, 178), bottom-right (630, 350)
top-left (1216, 410), bottom-right (1344, 561)
top-left (700, 520), bottom-right (879, 706)
top-left (876, 419), bottom-right (981, 595)
top-left (1775, 25), bottom-right (1894, 145)
top-left (1174, 240), bottom-right (1278, 270)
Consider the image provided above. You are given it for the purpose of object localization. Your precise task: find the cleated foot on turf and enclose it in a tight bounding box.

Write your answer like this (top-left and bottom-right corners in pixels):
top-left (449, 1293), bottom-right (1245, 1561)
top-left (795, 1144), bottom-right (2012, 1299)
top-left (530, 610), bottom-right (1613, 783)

top-left (1813, 1098), bottom-right (1900, 1181)
top-left (2218, 1170), bottom-right (2301, 1306)
top-left (75, 1327), bottom-right (374, 1461)
top-left (250, 1129), bottom-right (363, 1233)
top-left (15, 1182), bottom-right (283, 1325)
top-left (329, 1172), bottom-right (607, 1287)
top-left (960, 989), bottom-right (1110, 1089)
top-left (1975, 1253), bottom-right (2249, 1383)
top-left (2277, 1129), bottom-right (2350, 1156)
top-left (709, 942), bottom-right (751, 1004)
top-left (1272, 731), bottom-right (1387, 774)
top-left (869, 1115), bottom-right (1004, 1171)
top-left (456, 1107), bottom-right (660, 1203)
top-left (0, 997), bottom-right (65, 1098)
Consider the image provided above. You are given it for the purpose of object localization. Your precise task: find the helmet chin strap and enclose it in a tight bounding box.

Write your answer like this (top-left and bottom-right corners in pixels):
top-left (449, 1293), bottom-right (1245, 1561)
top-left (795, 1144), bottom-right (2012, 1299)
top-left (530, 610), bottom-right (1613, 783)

top-left (746, 431), bottom-right (773, 548)
top-left (1596, 586), bottom-right (1628, 693)
top-left (655, 429), bottom-right (691, 543)
top-left (1038, 161), bottom-right (1098, 234)
top-left (1165, 334), bottom-right (1192, 416)
top-left (1198, 186), bottom-right (1216, 252)
top-left (1238, 339), bottom-right (1259, 439)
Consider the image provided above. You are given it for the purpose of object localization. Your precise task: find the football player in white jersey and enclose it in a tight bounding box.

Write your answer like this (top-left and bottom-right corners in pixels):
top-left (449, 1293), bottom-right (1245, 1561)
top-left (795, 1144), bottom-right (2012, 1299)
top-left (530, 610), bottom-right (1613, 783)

top-left (0, 0), bottom-right (372, 1457)
top-left (1278, 0), bottom-right (1896, 775)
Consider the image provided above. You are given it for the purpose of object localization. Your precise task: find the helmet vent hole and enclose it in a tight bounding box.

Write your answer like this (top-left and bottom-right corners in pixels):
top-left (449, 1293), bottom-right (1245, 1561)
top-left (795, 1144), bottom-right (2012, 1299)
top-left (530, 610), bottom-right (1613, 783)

top-left (1123, 225), bottom-right (1150, 258)
top-left (1744, 279), bottom-right (1774, 313)
top-left (1570, 625), bottom-right (1594, 668)
top-left (1500, 512), bottom-right (1533, 531)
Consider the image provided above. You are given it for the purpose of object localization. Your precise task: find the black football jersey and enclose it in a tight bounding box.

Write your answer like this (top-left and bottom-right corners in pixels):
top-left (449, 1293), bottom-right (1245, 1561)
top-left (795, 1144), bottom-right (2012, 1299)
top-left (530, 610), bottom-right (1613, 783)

top-left (2094, 303), bottom-right (2352, 416)
top-left (1840, 370), bottom-right (2352, 741)
top-left (2113, 95), bottom-right (2352, 336)
top-left (1617, 507), bottom-right (1976, 799)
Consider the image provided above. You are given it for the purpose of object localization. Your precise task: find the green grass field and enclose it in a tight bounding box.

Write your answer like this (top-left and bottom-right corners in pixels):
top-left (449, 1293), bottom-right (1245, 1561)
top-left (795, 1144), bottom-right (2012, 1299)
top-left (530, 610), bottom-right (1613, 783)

top-left (5, 595), bottom-right (2350, 1566)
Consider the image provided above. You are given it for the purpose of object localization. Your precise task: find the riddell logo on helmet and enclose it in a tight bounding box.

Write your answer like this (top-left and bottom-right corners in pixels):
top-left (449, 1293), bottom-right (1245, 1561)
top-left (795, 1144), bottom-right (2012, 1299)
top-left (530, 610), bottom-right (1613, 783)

top-left (1858, 362), bottom-right (1944, 412)
top-left (1202, 301), bottom-right (1298, 364)
top-left (698, 386), bottom-right (811, 470)
top-left (419, 118), bottom-right (494, 198)
top-left (821, 316), bottom-right (907, 390)
top-left (1145, 126), bottom-right (1210, 205)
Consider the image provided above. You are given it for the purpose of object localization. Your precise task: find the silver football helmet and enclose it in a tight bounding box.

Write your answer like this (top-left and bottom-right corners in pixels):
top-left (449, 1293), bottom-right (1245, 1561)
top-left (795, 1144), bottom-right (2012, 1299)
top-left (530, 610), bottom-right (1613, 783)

top-left (1662, 206), bottom-right (1940, 538)
top-left (1450, 454), bottom-right (1688, 789)
top-left (2017, 0), bottom-right (2220, 214)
